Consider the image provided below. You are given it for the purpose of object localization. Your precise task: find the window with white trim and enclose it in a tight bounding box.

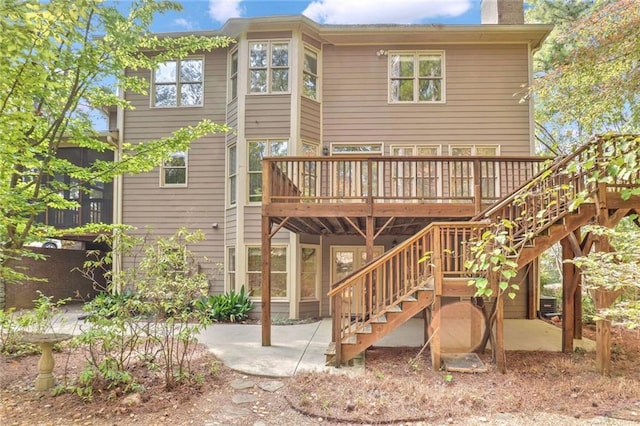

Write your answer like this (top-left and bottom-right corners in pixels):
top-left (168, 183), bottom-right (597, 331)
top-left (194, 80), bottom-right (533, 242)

top-left (161, 151), bottom-right (187, 187)
top-left (228, 144), bottom-right (237, 205)
top-left (248, 139), bottom-right (288, 203)
top-left (249, 41), bottom-right (289, 93)
top-left (229, 50), bottom-right (238, 100)
top-left (389, 51), bottom-right (444, 103)
top-left (227, 246), bottom-right (236, 291)
top-left (153, 58), bottom-right (203, 107)
top-left (247, 246), bottom-right (287, 298)
top-left (449, 145), bottom-right (500, 200)
top-left (303, 47), bottom-right (319, 100)
top-left (390, 145), bottom-right (442, 201)
top-left (300, 246), bottom-right (319, 300)
top-left (330, 143), bottom-right (383, 201)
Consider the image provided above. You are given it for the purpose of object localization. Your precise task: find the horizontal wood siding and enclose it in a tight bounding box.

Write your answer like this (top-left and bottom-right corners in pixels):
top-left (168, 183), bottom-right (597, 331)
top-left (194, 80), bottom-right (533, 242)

top-left (247, 31), bottom-right (292, 40)
top-left (322, 44), bottom-right (532, 155)
top-left (299, 301), bottom-right (320, 319)
top-left (300, 96), bottom-right (321, 142)
top-left (244, 206), bottom-right (290, 243)
top-left (225, 206), bottom-right (237, 241)
top-left (245, 95), bottom-right (292, 139)
top-left (122, 49), bottom-right (228, 293)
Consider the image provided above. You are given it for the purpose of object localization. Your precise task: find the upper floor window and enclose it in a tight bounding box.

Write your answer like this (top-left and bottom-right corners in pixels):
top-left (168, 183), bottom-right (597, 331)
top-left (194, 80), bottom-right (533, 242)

top-left (229, 50), bottom-right (238, 100)
top-left (248, 139), bottom-right (288, 202)
top-left (154, 58), bottom-right (203, 107)
top-left (228, 144), bottom-right (237, 205)
top-left (389, 51), bottom-right (444, 103)
top-left (249, 41), bottom-right (289, 94)
top-left (161, 151), bottom-right (187, 187)
top-left (303, 47), bottom-right (318, 100)
top-left (330, 143), bottom-right (383, 155)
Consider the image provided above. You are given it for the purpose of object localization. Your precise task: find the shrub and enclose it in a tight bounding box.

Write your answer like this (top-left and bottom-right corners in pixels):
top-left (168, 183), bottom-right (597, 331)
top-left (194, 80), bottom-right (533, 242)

top-left (193, 286), bottom-right (253, 323)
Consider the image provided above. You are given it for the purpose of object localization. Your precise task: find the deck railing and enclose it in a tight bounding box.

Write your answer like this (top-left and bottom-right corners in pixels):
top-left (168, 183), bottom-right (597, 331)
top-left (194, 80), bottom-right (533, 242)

top-left (264, 156), bottom-right (549, 207)
top-left (326, 135), bottom-right (639, 364)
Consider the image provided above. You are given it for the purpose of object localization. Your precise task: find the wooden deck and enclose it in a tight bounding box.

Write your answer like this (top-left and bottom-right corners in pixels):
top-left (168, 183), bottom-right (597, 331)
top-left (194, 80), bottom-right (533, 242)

top-left (262, 156), bottom-right (548, 236)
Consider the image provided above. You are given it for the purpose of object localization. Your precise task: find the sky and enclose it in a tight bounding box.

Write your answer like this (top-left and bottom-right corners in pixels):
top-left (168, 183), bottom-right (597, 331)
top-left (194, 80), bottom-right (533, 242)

top-left (139, 0), bottom-right (483, 32)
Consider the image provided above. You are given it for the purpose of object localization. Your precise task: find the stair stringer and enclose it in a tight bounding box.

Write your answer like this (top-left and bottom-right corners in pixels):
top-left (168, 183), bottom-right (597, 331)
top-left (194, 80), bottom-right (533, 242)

top-left (340, 288), bottom-right (434, 364)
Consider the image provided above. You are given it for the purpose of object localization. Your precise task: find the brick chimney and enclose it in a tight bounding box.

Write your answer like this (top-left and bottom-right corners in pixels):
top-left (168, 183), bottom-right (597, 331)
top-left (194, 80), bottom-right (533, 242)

top-left (481, 0), bottom-right (524, 24)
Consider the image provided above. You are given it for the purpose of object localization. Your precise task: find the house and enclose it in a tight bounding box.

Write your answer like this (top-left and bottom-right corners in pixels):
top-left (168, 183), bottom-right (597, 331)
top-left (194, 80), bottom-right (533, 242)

top-left (117, 1), bottom-right (640, 371)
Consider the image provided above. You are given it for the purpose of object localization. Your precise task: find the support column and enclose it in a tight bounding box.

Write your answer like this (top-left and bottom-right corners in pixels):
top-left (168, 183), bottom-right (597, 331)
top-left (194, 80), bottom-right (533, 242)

top-left (560, 236), bottom-right (576, 353)
top-left (495, 293), bottom-right (506, 373)
top-left (261, 216), bottom-right (272, 346)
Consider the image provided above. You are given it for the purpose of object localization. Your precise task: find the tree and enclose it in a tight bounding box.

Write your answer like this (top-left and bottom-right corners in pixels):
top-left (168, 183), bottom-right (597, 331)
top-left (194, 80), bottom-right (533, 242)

top-left (0, 0), bottom-right (232, 294)
top-left (526, 0), bottom-right (640, 153)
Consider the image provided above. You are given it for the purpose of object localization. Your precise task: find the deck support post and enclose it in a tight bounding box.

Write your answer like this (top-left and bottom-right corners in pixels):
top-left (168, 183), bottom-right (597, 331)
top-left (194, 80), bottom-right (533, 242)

top-left (261, 216), bottom-right (272, 346)
top-left (560, 236), bottom-right (577, 353)
top-left (495, 293), bottom-right (506, 373)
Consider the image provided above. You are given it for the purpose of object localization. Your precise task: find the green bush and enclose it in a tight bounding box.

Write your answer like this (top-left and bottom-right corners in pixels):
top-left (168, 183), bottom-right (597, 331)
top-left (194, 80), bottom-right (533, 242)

top-left (193, 286), bottom-right (253, 323)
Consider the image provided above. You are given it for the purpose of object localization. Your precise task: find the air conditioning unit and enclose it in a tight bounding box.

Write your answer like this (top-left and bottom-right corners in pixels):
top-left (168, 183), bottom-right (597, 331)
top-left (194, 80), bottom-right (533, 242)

top-left (539, 296), bottom-right (558, 318)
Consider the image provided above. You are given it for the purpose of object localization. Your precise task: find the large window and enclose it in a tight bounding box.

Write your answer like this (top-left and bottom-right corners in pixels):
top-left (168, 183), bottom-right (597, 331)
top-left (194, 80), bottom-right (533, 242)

top-left (161, 151), bottom-right (187, 187)
top-left (303, 47), bottom-right (319, 100)
top-left (389, 51), bottom-right (444, 103)
top-left (248, 139), bottom-right (288, 203)
top-left (247, 246), bottom-right (287, 298)
top-left (153, 58), bottom-right (203, 107)
top-left (228, 144), bottom-right (237, 205)
top-left (249, 41), bottom-right (289, 93)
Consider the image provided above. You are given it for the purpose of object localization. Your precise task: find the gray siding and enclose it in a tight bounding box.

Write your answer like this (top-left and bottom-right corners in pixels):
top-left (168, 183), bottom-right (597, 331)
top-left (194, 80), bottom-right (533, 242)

top-left (225, 206), bottom-right (237, 242)
top-left (226, 98), bottom-right (238, 144)
top-left (122, 49), bottom-right (228, 293)
top-left (245, 95), bottom-right (292, 139)
top-left (300, 96), bottom-right (321, 142)
top-left (322, 44), bottom-right (532, 155)
top-left (299, 301), bottom-right (320, 319)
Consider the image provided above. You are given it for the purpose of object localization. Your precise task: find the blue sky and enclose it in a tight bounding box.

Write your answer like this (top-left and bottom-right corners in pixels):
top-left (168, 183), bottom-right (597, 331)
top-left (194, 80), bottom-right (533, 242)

top-left (136, 0), bottom-right (482, 32)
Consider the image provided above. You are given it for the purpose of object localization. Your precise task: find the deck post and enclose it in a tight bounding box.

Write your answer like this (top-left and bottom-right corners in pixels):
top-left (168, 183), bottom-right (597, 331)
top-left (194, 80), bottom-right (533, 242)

top-left (560, 236), bottom-right (576, 353)
top-left (495, 292), bottom-right (506, 373)
top-left (473, 159), bottom-right (482, 214)
top-left (261, 216), bottom-right (272, 346)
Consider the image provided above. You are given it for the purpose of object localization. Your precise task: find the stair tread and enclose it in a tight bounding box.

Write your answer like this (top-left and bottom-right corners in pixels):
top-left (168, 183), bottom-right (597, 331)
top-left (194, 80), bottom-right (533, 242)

top-left (370, 314), bottom-right (387, 324)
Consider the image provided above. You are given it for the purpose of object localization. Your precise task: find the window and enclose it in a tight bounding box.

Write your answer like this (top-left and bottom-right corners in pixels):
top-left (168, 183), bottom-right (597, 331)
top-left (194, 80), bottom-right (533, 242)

top-left (330, 143), bottom-right (383, 155)
top-left (248, 139), bottom-right (288, 203)
top-left (247, 246), bottom-right (287, 298)
top-left (330, 143), bottom-right (383, 201)
top-left (227, 247), bottom-right (236, 291)
top-left (161, 152), bottom-right (187, 187)
top-left (249, 41), bottom-right (289, 93)
top-left (303, 47), bottom-right (318, 100)
top-left (153, 58), bottom-right (203, 107)
top-left (229, 50), bottom-right (238, 100)
top-left (228, 144), bottom-right (237, 205)
top-left (390, 145), bottom-right (442, 201)
top-left (300, 246), bottom-right (319, 300)
top-left (389, 51), bottom-right (444, 103)
top-left (449, 145), bottom-right (500, 200)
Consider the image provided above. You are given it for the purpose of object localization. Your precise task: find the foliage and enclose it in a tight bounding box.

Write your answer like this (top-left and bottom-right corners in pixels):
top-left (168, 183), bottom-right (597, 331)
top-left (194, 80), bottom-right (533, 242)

top-left (528, 0), bottom-right (640, 151)
top-left (193, 286), bottom-right (254, 323)
top-left (0, 0), bottom-right (232, 287)
top-left (63, 228), bottom-right (212, 399)
top-left (0, 292), bottom-right (69, 355)
top-left (570, 218), bottom-right (640, 329)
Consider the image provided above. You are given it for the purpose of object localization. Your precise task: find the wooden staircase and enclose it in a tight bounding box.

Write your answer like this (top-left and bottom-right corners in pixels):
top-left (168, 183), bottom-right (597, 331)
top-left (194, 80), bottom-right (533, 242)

top-left (328, 134), bottom-right (640, 368)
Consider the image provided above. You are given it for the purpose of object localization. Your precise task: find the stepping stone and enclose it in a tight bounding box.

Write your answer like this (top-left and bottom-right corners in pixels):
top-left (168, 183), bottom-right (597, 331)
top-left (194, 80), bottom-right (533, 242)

top-left (232, 393), bottom-right (258, 404)
top-left (258, 380), bottom-right (284, 392)
top-left (230, 378), bottom-right (255, 390)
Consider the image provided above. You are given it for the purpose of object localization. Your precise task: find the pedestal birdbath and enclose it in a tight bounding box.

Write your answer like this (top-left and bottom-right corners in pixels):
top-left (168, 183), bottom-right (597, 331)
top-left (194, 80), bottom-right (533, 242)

top-left (22, 333), bottom-right (73, 391)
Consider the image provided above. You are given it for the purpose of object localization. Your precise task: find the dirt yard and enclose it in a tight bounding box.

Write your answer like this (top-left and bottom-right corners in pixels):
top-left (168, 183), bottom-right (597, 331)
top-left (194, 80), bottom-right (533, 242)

top-left (1, 325), bottom-right (639, 425)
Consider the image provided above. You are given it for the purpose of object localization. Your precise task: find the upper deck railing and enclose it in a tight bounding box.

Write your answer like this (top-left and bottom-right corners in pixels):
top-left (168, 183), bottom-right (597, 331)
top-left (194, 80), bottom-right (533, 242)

top-left (263, 156), bottom-right (549, 212)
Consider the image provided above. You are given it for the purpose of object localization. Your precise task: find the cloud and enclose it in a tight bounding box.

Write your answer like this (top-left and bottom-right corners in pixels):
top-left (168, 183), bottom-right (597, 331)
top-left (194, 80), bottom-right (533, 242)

top-left (208, 0), bottom-right (244, 23)
top-left (303, 0), bottom-right (472, 24)
top-left (173, 18), bottom-right (195, 31)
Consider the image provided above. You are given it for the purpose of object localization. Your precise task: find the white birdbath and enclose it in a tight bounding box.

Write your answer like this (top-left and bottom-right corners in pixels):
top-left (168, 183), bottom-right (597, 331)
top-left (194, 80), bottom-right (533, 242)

top-left (22, 333), bottom-right (73, 391)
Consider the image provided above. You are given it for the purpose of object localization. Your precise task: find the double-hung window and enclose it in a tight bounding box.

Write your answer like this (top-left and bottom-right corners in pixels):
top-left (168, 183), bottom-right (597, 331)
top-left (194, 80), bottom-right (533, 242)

top-left (247, 246), bottom-right (287, 298)
top-left (229, 50), bottom-right (238, 100)
top-left (161, 151), bottom-right (187, 187)
top-left (248, 140), bottom-right (288, 203)
top-left (153, 58), bottom-right (203, 107)
top-left (449, 145), bottom-right (500, 200)
top-left (249, 41), bottom-right (289, 93)
top-left (389, 51), bottom-right (444, 103)
top-left (303, 47), bottom-right (319, 100)
top-left (390, 145), bottom-right (442, 201)
top-left (228, 144), bottom-right (237, 205)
